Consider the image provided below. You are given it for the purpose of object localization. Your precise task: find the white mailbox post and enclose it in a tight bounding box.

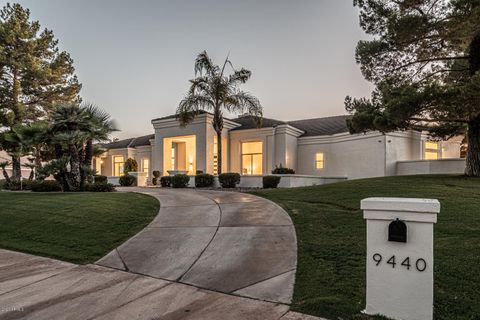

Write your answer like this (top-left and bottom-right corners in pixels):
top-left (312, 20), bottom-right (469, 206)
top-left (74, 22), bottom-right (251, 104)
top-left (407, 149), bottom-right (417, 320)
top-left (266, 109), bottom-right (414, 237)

top-left (361, 198), bottom-right (440, 320)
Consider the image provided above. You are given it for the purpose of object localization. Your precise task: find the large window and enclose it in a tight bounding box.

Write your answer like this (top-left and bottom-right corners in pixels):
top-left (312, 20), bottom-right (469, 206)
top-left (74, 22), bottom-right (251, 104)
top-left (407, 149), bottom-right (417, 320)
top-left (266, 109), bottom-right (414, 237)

top-left (213, 136), bottom-right (218, 175)
top-left (113, 156), bottom-right (124, 177)
top-left (242, 141), bottom-right (263, 175)
top-left (141, 158), bottom-right (150, 174)
top-left (424, 141), bottom-right (440, 160)
top-left (315, 152), bottom-right (325, 169)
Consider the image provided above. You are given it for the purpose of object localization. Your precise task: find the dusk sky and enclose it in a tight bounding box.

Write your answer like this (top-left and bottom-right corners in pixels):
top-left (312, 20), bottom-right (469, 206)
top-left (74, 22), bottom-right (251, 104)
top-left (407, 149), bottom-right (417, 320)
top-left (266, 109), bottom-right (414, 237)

top-left (9, 0), bottom-right (374, 139)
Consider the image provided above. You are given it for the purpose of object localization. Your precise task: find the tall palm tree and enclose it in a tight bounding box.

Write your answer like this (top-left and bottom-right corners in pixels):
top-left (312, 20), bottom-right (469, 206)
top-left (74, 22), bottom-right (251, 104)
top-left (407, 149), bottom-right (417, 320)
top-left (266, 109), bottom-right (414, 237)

top-left (177, 51), bottom-right (263, 174)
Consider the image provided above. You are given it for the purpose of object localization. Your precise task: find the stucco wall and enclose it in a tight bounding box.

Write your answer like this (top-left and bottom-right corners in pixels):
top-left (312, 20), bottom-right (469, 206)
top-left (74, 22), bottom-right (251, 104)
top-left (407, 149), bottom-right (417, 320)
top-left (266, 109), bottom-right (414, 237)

top-left (396, 158), bottom-right (466, 175)
top-left (385, 132), bottom-right (423, 176)
top-left (297, 132), bottom-right (387, 179)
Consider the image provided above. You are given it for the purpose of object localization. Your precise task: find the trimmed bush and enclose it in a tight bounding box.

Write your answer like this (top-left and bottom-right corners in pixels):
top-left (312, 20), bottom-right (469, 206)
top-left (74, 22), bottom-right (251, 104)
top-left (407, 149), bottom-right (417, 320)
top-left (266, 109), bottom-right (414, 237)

top-left (172, 174), bottom-right (190, 188)
top-left (160, 176), bottom-right (172, 187)
top-left (263, 175), bottom-right (281, 189)
top-left (94, 175), bottom-right (108, 184)
top-left (196, 170), bottom-right (204, 175)
top-left (218, 172), bottom-right (240, 188)
top-left (119, 174), bottom-right (136, 186)
top-left (84, 182), bottom-right (116, 192)
top-left (152, 170), bottom-right (161, 185)
top-left (5, 180), bottom-right (33, 191)
top-left (272, 164), bottom-right (295, 174)
top-left (31, 180), bottom-right (62, 192)
top-left (195, 173), bottom-right (214, 188)
top-left (0, 179), bottom-right (6, 190)
top-left (124, 158), bottom-right (138, 174)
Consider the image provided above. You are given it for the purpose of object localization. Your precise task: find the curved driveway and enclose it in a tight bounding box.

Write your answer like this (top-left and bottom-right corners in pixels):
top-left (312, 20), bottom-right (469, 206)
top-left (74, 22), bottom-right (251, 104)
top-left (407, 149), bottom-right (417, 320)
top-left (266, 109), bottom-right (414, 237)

top-left (96, 188), bottom-right (297, 304)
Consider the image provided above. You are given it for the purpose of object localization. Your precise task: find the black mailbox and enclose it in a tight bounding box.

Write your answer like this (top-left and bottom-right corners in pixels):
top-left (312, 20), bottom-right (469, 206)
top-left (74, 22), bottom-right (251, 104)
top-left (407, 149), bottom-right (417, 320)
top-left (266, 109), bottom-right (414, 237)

top-left (388, 219), bottom-right (407, 243)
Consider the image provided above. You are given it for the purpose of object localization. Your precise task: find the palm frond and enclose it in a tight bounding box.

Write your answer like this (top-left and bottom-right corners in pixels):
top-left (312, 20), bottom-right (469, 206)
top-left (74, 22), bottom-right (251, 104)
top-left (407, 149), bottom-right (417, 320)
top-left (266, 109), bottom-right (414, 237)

top-left (177, 94), bottom-right (215, 126)
top-left (225, 91), bottom-right (263, 126)
top-left (195, 51), bottom-right (219, 77)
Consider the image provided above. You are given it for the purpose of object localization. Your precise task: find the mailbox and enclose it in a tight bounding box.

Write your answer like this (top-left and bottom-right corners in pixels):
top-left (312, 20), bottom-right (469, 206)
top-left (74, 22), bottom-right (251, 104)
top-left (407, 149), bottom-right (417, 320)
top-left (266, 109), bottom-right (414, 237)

top-left (388, 219), bottom-right (407, 243)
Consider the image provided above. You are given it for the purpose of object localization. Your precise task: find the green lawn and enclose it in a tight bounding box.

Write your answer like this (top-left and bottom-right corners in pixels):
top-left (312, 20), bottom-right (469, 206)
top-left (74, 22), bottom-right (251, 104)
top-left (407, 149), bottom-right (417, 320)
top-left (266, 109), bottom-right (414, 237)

top-left (0, 192), bottom-right (159, 264)
top-left (251, 175), bottom-right (480, 320)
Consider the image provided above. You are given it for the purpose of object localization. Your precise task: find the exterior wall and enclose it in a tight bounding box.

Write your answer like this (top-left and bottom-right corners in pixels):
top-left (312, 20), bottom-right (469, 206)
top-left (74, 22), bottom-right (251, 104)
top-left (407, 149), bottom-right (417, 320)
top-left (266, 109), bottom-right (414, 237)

top-left (397, 158), bottom-right (466, 175)
top-left (152, 114), bottom-right (237, 175)
top-left (297, 132), bottom-right (387, 179)
top-left (229, 128), bottom-right (274, 175)
top-left (134, 145), bottom-right (152, 176)
top-left (273, 125), bottom-right (303, 171)
top-left (385, 132), bottom-right (423, 176)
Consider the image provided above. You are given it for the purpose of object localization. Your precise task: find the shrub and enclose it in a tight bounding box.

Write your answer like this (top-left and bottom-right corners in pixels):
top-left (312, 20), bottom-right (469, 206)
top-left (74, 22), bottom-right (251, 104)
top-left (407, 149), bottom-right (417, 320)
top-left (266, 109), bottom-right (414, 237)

top-left (160, 176), bottom-right (172, 187)
top-left (94, 175), bottom-right (108, 184)
top-left (195, 173), bottom-right (214, 188)
top-left (172, 174), bottom-right (190, 188)
top-left (5, 180), bottom-right (33, 191)
top-left (124, 158), bottom-right (138, 174)
top-left (119, 174), bottom-right (136, 186)
top-left (152, 170), bottom-right (161, 185)
top-left (272, 164), bottom-right (295, 174)
top-left (31, 180), bottom-right (62, 192)
top-left (196, 170), bottom-right (204, 175)
top-left (84, 182), bottom-right (116, 192)
top-left (0, 179), bottom-right (5, 190)
top-left (263, 175), bottom-right (281, 189)
top-left (218, 172), bottom-right (240, 188)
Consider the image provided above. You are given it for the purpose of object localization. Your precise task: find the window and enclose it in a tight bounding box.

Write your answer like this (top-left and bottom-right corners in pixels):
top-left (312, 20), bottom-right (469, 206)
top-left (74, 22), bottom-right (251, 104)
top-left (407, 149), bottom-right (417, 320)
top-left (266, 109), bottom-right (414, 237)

top-left (141, 159), bottom-right (149, 174)
top-left (242, 141), bottom-right (263, 175)
top-left (171, 147), bottom-right (176, 170)
top-left (315, 153), bottom-right (325, 169)
top-left (113, 156), bottom-right (124, 177)
top-left (424, 141), bottom-right (440, 160)
top-left (213, 136), bottom-right (218, 175)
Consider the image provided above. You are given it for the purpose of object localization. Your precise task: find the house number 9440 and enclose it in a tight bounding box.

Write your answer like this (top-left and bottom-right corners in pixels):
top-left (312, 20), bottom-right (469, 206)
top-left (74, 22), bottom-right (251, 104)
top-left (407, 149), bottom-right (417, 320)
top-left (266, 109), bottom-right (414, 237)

top-left (372, 253), bottom-right (427, 272)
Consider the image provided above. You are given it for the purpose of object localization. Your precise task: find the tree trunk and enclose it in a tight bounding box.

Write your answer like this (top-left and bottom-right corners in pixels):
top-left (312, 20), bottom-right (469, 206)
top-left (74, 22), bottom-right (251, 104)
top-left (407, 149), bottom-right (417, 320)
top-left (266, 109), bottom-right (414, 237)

top-left (69, 144), bottom-right (81, 190)
top-left (216, 130), bottom-right (222, 175)
top-left (465, 117), bottom-right (480, 177)
top-left (2, 168), bottom-right (11, 183)
top-left (84, 139), bottom-right (93, 167)
top-left (11, 155), bottom-right (21, 181)
top-left (465, 31), bottom-right (480, 177)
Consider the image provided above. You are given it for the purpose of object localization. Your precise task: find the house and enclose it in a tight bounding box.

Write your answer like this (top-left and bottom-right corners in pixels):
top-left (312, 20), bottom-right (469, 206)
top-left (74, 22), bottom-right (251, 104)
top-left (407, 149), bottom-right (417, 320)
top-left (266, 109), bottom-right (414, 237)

top-left (93, 111), bottom-right (464, 187)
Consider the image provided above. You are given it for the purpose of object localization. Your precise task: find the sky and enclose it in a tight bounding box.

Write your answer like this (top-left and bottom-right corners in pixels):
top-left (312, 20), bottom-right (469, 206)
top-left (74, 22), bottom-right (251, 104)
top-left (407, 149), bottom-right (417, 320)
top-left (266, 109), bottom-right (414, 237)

top-left (6, 0), bottom-right (374, 139)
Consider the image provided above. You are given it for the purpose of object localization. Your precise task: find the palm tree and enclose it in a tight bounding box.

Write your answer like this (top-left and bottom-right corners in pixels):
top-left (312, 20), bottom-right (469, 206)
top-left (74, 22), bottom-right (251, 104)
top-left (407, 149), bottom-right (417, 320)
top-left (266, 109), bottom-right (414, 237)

top-left (49, 103), bottom-right (115, 190)
top-left (82, 104), bottom-right (117, 177)
top-left (177, 51), bottom-right (263, 174)
top-left (0, 161), bottom-right (11, 183)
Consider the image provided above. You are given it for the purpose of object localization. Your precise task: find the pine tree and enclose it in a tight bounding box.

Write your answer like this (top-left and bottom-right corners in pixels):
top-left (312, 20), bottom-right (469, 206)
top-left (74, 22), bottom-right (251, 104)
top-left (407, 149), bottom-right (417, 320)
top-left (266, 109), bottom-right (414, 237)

top-left (0, 3), bottom-right (81, 181)
top-left (346, 0), bottom-right (480, 176)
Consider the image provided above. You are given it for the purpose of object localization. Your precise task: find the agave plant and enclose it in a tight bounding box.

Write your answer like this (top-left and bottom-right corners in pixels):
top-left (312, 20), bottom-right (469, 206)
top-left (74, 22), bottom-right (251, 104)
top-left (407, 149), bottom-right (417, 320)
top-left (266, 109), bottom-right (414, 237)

top-left (177, 51), bottom-right (262, 174)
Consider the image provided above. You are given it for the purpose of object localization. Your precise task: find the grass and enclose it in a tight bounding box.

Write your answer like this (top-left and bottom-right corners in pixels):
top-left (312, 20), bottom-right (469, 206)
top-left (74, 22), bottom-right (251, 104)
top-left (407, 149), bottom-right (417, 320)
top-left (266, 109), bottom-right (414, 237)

top-left (251, 175), bottom-right (480, 320)
top-left (0, 192), bottom-right (159, 264)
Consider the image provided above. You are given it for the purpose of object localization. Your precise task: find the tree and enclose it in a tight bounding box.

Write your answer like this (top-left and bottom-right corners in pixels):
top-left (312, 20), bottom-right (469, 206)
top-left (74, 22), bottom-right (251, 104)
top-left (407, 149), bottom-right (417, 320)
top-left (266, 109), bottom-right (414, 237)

top-left (0, 3), bottom-right (81, 181)
top-left (124, 158), bottom-right (138, 174)
top-left (45, 104), bottom-right (115, 191)
top-left (345, 0), bottom-right (480, 176)
top-left (177, 51), bottom-right (263, 174)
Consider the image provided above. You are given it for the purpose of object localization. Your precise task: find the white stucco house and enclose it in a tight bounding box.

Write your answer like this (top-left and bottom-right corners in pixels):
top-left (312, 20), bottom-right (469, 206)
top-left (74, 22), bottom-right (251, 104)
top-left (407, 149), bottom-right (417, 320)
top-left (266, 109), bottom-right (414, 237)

top-left (93, 111), bottom-right (465, 187)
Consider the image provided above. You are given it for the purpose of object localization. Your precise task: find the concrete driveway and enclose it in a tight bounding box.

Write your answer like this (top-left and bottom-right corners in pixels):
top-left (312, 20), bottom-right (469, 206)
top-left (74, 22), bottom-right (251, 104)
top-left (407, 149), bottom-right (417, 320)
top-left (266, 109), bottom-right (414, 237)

top-left (0, 188), bottom-right (313, 319)
top-left (97, 188), bottom-right (297, 304)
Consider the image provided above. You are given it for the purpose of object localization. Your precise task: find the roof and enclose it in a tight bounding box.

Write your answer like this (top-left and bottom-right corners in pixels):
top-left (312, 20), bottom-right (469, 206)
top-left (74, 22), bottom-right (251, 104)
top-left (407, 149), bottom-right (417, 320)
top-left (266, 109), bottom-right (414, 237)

top-left (152, 110), bottom-right (209, 122)
top-left (231, 114), bottom-right (350, 137)
top-left (103, 114), bottom-right (351, 150)
top-left (102, 134), bottom-right (154, 149)
top-left (231, 116), bottom-right (286, 131)
top-left (288, 115), bottom-right (350, 137)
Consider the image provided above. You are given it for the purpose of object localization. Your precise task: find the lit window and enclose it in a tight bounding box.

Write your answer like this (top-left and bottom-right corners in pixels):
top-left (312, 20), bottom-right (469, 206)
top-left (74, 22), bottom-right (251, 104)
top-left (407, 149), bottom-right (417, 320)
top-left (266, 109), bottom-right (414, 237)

top-left (142, 159), bottom-right (149, 174)
top-left (315, 153), bottom-right (325, 169)
top-left (213, 136), bottom-right (218, 175)
top-left (242, 141), bottom-right (263, 175)
top-left (171, 147), bottom-right (176, 170)
top-left (113, 156), bottom-right (124, 177)
top-left (424, 141), bottom-right (440, 160)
